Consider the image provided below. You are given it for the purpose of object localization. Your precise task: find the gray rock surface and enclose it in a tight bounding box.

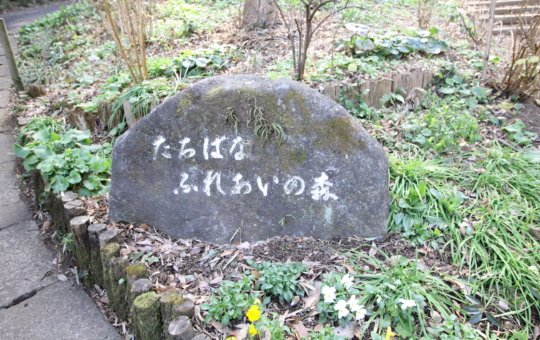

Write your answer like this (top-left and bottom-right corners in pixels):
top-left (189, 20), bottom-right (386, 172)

top-left (110, 75), bottom-right (390, 243)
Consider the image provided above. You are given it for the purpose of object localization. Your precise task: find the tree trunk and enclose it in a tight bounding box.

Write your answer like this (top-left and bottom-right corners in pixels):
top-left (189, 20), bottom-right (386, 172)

top-left (243, 0), bottom-right (278, 29)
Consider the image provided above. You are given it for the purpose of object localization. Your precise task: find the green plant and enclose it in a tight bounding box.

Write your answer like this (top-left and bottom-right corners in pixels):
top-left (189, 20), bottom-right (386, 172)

top-left (201, 273), bottom-right (258, 326)
top-left (59, 232), bottom-right (74, 253)
top-left (316, 272), bottom-right (362, 327)
top-left (258, 312), bottom-right (291, 340)
top-left (14, 125), bottom-right (112, 196)
top-left (454, 144), bottom-right (540, 332)
top-left (388, 149), bottom-right (465, 247)
top-left (349, 252), bottom-right (469, 339)
top-left (401, 100), bottom-right (482, 152)
top-left (166, 49), bottom-right (231, 81)
top-left (110, 78), bottom-right (175, 127)
top-left (17, 117), bottom-right (65, 145)
top-left (343, 29), bottom-right (448, 60)
top-left (249, 260), bottom-right (306, 303)
top-left (249, 106), bottom-right (285, 146)
top-left (307, 325), bottom-right (345, 340)
top-left (503, 119), bottom-right (538, 145)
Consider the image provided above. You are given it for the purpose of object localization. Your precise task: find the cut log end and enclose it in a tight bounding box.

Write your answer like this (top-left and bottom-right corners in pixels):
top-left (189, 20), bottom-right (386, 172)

top-left (168, 316), bottom-right (195, 340)
top-left (99, 229), bottom-right (118, 247)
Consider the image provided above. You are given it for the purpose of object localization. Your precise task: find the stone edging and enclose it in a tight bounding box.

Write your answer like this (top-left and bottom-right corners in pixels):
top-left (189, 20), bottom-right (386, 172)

top-left (30, 170), bottom-right (208, 340)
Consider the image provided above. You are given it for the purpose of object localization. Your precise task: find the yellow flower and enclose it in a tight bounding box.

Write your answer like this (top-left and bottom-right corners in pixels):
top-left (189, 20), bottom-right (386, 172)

top-left (246, 305), bottom-right (261, 322)
top-left (386, 326), bottom-right (397, 340)
top-left (226, 338), bottom-right (237, 340)
top-left (254, 298), bottom-right (261, 304)
top-left (249, 324), bottom-right (258, 336)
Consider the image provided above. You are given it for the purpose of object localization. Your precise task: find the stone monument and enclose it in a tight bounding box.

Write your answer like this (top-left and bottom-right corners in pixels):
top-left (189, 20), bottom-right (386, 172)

top-left (109, 75), bottom-right (390, 244)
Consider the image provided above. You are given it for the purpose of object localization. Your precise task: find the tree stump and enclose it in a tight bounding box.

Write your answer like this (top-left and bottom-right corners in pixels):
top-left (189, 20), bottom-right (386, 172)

top-left (133, 292), bottom-right (162, 340)
top-left (168, 316), bottom-right (195, 340)
top-left (70, 215), bottom-right (91, 286)
top-left (110, 257), bottom-right (129, 320)
top-left (99, 229), bottom-right (118, 247)
top-left (160, 289), bottom-right (184, 340)
top-left (100, 242), bottom-right (120, 301)
top-left (88, 223), bottom-right (107, 287)
top-left (64, 199), bottom-right (85, 217)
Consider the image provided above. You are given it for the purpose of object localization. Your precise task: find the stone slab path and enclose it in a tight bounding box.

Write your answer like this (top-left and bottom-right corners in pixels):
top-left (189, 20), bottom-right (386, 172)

top-left (0, 4), bottom-right (120, 340)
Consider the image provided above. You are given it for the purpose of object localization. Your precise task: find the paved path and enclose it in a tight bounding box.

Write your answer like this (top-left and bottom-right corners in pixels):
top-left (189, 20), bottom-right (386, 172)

top-left (0, 4), bottom-right (121, 340)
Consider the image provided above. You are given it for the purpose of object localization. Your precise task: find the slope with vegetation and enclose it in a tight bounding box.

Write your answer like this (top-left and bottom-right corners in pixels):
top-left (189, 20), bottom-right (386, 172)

top-left (11, 0), bottom-right (540, 339)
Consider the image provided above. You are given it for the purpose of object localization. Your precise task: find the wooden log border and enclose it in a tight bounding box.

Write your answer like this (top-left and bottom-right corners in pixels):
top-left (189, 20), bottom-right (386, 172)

top-left (320, 68), bottom-right (434, 108)
top-left (30, 170), bottom-right (204, 340)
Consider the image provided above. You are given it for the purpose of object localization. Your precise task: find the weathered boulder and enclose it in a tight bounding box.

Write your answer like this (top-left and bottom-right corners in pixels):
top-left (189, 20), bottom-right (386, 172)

top-left (110, 75), bottom-right (389, 244)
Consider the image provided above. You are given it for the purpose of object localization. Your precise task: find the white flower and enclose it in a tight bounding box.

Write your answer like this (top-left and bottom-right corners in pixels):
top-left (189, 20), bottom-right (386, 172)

top-left (341, 274), bottom-right (354, 290)
top-left (322, 286), bottom-right (336, 303)
top-left (355, 307), bottom-right (367, 320)
top-left (398, 299), bottom-right (416, 310)
top-left (334, 300), bottom-right (349, 318)
top-left (347, 295), bottom-right (358, 307)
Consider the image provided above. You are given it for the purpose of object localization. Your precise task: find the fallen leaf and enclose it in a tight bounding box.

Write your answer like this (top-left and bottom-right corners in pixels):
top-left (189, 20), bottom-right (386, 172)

top-left (210, 276), bottom-right (223, 284)
top-left (293, 322), bottom-right (309, 338)
top-left (334, 321), bottom-right (355, 338)
top-left (498, 299), bottom-right (509, 311)
top-left (57, 274), bottom-right (67, 281)
top-left (303, 286), bottom-right (320, 309)
top-left (368, 242), bottom-right (378, 257)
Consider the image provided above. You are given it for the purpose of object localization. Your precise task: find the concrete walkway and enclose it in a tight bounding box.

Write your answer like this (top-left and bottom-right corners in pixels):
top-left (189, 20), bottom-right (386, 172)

top-left (0, 4), bottom-right (120, 340)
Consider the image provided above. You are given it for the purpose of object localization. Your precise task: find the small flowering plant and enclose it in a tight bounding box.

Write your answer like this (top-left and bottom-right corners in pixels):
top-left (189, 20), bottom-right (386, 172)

top-left (316, 272), bottom-right (368, 327)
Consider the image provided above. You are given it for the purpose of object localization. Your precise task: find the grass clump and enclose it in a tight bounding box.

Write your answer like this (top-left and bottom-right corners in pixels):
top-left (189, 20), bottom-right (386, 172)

top-left (249, 260), bottom-right (306, 304)
top-left (348, 252), bottom-right (479, 340)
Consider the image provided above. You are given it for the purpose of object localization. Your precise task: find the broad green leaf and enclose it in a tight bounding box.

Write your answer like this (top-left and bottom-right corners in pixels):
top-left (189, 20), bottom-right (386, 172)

top-left (498, 101), bottom-right (514, 110)
top-left (51, 175), bottom-right (70, 193)
top-left (32, 144), bottom-right (54, 159)
top-left (83, 175), bottom-right (100, 190)
top-left (440, 87), bottom-right (455, 94)
top-left (524, 149), bottom-right (540, 163)
top-left (471, 86), bottom-right (488, 98)
top-left (66, 170), bottom-right (82, 184)
top-left (13, 144), bottom-right (31, 158)
top-left (22, 155), bottom-right (39, 171)
top-left (33, 130), bottom-right (51, 142)
top-left (515, 59), bottom-right (527, 65)
top-left (528, 56), bottom-right (539, 63)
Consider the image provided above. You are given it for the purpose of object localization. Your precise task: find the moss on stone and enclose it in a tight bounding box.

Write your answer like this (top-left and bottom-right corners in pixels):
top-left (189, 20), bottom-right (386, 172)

top-left (160, 289), bottom-right (184, 305)
top-left (160, 290), bottom-right (184, 340)
top-left (101, 242), bottom-right (120, 257)
top-left (313, 117), bottom-right (366, 154)
top-left (133, 292), bottom-right (162, 340)
top-left (126, 262), bottom-right (147, 277)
